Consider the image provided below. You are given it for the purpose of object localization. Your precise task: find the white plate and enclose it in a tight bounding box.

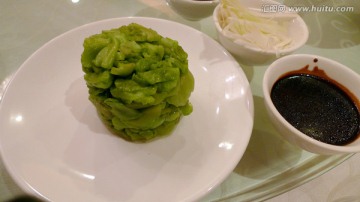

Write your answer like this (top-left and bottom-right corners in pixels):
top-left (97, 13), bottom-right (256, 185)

top-left (0, 17), bottom-right (253, 202)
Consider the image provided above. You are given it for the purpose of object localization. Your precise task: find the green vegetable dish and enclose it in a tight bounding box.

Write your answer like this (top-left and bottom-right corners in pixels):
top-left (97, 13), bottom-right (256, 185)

top-left (81, 23), bottom-right (194, 142)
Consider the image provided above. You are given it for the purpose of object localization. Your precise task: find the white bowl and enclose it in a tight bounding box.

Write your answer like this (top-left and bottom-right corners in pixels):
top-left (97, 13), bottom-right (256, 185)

top-left (213, 0), bottom-right (309, 65)
top-left (263, 54), bottom-right (360, 155)
top-left (166, 0), bottom-right (220, 21)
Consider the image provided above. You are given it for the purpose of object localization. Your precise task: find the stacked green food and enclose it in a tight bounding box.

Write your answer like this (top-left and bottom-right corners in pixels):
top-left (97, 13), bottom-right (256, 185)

top-left (81, 23), bottom-right (194, 142)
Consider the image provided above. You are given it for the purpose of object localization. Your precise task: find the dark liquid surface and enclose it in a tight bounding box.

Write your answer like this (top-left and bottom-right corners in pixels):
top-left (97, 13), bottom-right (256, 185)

top-left (271, 74), bottom-right (360, 145)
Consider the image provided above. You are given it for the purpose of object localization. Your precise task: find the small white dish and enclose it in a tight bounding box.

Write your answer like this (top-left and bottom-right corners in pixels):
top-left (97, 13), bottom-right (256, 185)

top-left (166, 0), bottom-right (220, 21)
top-left (263, 54), bottom-right (360, 155)
top-left (213, 0), bottom-right (309, 65)
top-left (0, 17), bottom-right (253, 201)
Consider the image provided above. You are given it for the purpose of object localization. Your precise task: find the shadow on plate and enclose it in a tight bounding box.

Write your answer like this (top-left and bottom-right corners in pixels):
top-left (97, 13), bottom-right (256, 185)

top-left (65, 76), bottom-right (108, 135)
top-left (233, 95), bottom-right (302, 180)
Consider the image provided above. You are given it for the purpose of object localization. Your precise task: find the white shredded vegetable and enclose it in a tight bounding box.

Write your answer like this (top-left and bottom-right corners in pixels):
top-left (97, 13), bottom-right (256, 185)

top-left (218, 0), bottom-right (293, 52)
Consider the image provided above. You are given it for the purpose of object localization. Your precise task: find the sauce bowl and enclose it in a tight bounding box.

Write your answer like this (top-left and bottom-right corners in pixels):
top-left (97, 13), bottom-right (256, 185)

top-left (263, 54), bottom-right (360, 155)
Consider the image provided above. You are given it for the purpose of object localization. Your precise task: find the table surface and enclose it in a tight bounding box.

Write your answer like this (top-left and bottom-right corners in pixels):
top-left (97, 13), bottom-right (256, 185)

top-left (1, 0), bottom-right (360, 201)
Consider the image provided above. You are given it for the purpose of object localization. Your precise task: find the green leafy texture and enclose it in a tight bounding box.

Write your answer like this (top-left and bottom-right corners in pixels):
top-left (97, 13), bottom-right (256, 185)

top-left (84, 70), bottom-right (114, 89)
top-left (81, 23), bottom-right (194, 142)
top-left (111, 62), bottom-right (136, 76)
top-left (110, 79), bottom-right (157, 105)
top-left (81, 34), bottom-right (110, 70)
top-left (166, 70), bottom-right (194, 107)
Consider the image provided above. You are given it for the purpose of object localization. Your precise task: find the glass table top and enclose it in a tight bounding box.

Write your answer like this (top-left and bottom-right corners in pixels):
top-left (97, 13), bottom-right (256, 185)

top-left (0, 0), bottom-right (359, 201)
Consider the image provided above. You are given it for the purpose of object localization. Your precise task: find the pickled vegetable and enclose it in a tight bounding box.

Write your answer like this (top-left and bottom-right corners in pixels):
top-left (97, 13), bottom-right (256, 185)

top-left (217, 0), bottom-right (293, 52)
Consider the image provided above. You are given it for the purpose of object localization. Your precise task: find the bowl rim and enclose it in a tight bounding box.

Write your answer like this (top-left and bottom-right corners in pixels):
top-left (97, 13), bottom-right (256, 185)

top-left (167, 0), bottom-right (220, 6)
top-left (263, 54), bottom-right (360, 154)
top-left (213, 2), bottom-right (309, 55)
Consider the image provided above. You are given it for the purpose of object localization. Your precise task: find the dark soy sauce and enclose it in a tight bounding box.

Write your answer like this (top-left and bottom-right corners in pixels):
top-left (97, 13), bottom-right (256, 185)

top-left (271, 63), bottom-right (360, 145)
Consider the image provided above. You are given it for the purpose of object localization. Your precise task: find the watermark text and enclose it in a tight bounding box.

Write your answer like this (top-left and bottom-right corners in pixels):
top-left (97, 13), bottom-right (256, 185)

top-left (261, 4), bottom-right (354, 13)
